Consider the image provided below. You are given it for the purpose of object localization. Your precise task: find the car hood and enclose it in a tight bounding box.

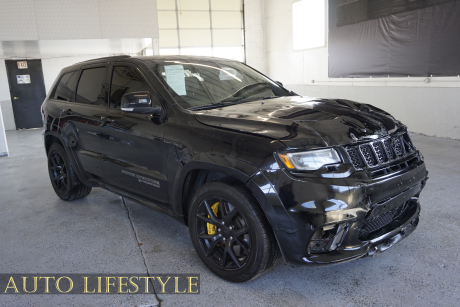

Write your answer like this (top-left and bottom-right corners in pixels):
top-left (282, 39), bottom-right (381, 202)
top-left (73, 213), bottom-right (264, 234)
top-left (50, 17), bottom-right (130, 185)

top-left (194, 96), bottom-right (403, 149)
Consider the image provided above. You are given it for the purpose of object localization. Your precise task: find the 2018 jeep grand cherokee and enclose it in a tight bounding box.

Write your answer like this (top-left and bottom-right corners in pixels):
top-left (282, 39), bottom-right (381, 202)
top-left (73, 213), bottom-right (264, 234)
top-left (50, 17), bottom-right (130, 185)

top-left (42, 55), bottom-right (428, 282)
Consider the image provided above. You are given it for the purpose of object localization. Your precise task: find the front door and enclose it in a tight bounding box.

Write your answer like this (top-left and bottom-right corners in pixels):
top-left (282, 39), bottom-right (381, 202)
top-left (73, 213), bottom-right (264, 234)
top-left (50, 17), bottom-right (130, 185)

top-left (60, 65), bottom-right (108, 179)
top-left (5, 59), bottom-right (47, 129)
top-left (99, 64), bottom-right (169, 204)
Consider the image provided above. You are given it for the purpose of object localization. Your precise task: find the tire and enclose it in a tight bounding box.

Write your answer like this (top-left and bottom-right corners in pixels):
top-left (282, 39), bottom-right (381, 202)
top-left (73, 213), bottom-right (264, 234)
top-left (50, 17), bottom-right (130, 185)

top-left (188, 179), bottom-right (280, 282)
top-left (47, 143), bottom-right (92, 201)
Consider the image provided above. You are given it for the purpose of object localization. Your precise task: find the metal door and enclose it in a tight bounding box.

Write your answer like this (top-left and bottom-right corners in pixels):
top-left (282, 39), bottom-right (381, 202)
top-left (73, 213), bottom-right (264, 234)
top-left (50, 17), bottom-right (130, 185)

top-left (5, 60), bottom-right (47, 129)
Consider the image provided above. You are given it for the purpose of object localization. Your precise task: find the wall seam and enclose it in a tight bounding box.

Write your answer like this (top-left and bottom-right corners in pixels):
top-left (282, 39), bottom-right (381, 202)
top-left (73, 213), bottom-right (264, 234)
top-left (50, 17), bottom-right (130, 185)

top-left (96, 0), bottom-right (104, 39)
top-left (31, 0), bottom-right (41, 40)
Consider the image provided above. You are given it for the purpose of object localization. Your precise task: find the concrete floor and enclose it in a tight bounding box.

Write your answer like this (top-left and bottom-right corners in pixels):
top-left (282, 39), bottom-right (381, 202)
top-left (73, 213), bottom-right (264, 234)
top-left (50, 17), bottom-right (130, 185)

top-left (0, 129), bottom-right (459, 306)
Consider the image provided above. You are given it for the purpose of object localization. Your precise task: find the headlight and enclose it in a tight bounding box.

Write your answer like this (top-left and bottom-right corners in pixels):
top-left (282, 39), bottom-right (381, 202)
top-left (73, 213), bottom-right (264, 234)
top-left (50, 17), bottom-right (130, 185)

top-left (278, 148), bottom-right (341, 171)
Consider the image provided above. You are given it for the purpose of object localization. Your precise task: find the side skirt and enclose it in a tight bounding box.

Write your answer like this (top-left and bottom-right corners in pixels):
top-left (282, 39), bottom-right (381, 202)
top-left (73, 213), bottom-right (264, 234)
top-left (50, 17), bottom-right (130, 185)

top-left (90, 179), bottom-right (183, 223)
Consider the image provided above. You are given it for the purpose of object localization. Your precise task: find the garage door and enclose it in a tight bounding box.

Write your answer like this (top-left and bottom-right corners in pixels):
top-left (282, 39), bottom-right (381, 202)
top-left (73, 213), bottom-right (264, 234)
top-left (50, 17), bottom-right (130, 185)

top-left (157, 0), bottom-right (244, 61)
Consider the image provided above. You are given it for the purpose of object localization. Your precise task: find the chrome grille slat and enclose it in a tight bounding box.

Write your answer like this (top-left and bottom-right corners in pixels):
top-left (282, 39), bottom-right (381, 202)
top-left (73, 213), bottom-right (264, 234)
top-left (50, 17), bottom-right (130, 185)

top-left (393, 136), bottom-right (405, 156)
top-left (372, 141), bottom-right (388, 163)
top-left (383, 138), bottom-right (395, 160)
top-left (346, 147), bottom-right (364, 169)
top-left (360, 144), bottom-right (377, 167)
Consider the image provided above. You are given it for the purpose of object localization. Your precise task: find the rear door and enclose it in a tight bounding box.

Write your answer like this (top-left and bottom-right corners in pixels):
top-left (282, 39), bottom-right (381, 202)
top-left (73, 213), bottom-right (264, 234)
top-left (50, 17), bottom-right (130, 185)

top-left (44, 70), bottom-right (80, 133)
top-left (5, 60), bottom-right (47, 129)
top-left (60, 64), bottom-right (108, 179)
top-left (98, 64), bottom-right (169, 204)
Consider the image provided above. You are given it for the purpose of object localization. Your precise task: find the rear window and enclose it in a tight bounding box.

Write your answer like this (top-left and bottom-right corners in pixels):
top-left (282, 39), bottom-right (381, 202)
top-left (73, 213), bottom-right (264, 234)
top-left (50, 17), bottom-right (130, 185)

top-left (53, 71), bottom-right (79, 101)
top-left (75, 67), bottom-right (107, 106)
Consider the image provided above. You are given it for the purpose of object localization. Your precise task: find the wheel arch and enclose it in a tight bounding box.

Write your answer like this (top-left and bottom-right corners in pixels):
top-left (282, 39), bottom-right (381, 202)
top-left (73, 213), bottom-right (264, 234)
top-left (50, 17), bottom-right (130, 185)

top-left (171, 157), bottom-right (259, 225)
top-left (45, 133), bottom-right (64, 154)
top-left (44, 131), bottom-right (97, 187)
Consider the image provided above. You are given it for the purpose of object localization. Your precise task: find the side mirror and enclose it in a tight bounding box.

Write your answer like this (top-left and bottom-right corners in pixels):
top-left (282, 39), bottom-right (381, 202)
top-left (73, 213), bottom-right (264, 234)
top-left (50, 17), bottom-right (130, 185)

top-left (275, 81), bottom-right (283, 87)
top-left (121, 91), bottom-right (162, 115)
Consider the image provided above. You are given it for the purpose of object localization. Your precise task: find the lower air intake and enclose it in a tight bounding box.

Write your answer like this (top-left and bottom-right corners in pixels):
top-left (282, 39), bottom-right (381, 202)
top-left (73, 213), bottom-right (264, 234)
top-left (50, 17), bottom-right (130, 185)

top-left (358, 201), bottom-right (411, 241)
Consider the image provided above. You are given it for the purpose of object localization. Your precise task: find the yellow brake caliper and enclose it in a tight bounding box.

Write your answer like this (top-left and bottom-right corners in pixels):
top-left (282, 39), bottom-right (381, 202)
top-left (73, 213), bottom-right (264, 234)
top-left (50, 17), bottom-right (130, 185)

top-left (207, 202), bottom-right (220, 235)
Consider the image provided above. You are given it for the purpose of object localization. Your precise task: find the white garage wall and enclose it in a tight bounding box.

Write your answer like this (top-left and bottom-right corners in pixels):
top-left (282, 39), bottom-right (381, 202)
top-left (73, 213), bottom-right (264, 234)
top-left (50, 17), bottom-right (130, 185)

top-left (0, 0), bottom-right (159, 40)
top-left (244, 0), bottom-right (267, 74)
top-left (264, 0), bottom-right (460, 140)
top-left (0, 106), bottom-right (8, 156)
top-left (0, 61), bottom-right (16, 130)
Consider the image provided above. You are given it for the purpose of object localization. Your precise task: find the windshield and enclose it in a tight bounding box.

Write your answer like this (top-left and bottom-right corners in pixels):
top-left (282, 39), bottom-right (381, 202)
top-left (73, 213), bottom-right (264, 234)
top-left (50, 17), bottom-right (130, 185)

top-left (147, 59), bottom-right (289, 109)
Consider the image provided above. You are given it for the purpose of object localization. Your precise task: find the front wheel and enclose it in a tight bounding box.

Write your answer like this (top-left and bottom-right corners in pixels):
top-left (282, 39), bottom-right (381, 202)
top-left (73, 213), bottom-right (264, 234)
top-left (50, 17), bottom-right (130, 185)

top-left (47, 143), bottom-right (92, 201)
top-left (188, 180), bottom-right (280, 282)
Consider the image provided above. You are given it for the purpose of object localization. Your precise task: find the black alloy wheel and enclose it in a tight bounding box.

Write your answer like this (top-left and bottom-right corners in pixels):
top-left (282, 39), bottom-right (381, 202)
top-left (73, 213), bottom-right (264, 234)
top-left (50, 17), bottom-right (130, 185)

top-left (47, 143), bottom-right (92, 201)
top-left (49, 150), bottom-right (70, 194)
top-left (195, 196), bottom-right (251, 270)
top-left (189, 180), bottom-right (280, 282)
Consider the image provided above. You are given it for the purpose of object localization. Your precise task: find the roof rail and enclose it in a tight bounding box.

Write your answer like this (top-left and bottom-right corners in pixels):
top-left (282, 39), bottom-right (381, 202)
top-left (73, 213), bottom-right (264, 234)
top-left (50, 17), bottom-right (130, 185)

top-left (76, 55), bottom-right (131, 64)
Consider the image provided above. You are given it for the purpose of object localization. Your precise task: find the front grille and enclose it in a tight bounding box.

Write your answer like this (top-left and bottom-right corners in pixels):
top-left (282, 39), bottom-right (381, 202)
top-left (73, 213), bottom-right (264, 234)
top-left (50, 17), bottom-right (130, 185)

top-left (346, 132), bottom-right (415, 170)
top-left (372, 141), bottom-right (388, 163)
top-left (393, 136), bottom-right (405, 156)
top-left (360, 144), bottom-right (377, 166)
top-left (358, 200), bottom-right (411, 241)
top-left (383, 138), bottom-right (395, 160)
top-left (346, 147), bottom-right (364, 169)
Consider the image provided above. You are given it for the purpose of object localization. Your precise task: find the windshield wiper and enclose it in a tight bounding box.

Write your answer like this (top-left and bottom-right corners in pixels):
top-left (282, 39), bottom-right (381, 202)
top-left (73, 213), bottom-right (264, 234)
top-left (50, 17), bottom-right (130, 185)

top-left (218, 82), bottom-right (269, 103)
top-left (262, 96), bottom-right (278, 100)
top-left (188, 102), bottom-right (229, 111)
top-left (188, 99), bottom-right (257, 111)
top-left (219, 97), bottom-right (244, 103)
top-left (188, 95), bottom-right (281, 111)
top-left (219, 95), bottom-right (278, 104)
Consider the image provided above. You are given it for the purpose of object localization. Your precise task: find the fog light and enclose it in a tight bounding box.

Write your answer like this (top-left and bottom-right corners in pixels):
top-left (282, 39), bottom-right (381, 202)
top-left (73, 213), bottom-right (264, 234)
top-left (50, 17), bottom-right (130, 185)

top-left (308, 223), bottom-right (347, 254)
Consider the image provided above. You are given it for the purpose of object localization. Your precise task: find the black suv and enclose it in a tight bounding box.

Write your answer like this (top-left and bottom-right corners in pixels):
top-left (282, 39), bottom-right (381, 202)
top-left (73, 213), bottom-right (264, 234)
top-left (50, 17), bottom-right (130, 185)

top-left (42, 55), bottom-right (428, 282)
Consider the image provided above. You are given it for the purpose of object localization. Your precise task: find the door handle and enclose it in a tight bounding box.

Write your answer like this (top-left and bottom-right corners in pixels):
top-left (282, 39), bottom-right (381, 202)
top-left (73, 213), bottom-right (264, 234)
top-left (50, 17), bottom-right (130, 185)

top-left (64, 109), bottom-right (73, 115)
top-left (101, 116), bottom-right (114, 123)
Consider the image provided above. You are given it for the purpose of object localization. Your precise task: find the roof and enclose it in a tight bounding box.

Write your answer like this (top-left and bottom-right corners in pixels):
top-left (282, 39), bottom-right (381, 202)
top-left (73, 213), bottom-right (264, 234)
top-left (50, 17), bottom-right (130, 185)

top-left (132, 55), bottom-right (237, 63)
top-left (62, 54), bottom-right (239, 74)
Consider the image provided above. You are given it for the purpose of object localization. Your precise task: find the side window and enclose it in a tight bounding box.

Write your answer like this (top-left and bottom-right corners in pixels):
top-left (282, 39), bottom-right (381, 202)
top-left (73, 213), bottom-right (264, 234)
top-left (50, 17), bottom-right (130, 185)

top-left (109, 66), bottom-right (153, 108)
top-left (53, 71), bottom-right (79, 101)
top-left (75, 67), bottom-right (107, 106)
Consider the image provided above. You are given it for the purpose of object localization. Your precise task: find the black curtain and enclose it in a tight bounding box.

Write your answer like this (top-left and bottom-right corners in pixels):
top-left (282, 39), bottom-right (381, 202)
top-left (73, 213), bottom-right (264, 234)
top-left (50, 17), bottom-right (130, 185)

top-left (328, 0), bottom-right (460, 77)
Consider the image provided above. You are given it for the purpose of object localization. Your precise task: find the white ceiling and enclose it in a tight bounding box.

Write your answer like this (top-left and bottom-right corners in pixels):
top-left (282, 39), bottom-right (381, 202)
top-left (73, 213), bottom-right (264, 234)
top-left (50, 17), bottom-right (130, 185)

top-left (0, 38), bottom-right (152, 59)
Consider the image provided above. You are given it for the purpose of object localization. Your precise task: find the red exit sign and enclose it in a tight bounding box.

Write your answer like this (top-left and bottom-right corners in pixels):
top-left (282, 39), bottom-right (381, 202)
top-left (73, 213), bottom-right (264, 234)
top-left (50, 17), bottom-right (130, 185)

top-left (17, 61), bottom-right (28, 69)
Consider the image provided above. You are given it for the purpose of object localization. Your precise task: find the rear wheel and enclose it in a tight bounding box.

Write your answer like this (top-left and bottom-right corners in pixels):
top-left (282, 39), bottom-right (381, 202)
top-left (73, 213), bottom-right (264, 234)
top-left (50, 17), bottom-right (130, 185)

top-left (188, 180), bottom-right (280, 282)
top-left (47, 143), bottom-right (91, 201)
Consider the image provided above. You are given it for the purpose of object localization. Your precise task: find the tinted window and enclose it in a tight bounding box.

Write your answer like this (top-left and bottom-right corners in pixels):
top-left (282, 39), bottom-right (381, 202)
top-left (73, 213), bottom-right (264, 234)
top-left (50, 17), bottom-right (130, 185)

top-left (53, 71), bottom-right (79, 101)
top-left (148, 59), bottom-right (289, 109)
top-left (109, 66), bottom-right (152, 108)
top-left (75, 67), bottom-right (107, 106)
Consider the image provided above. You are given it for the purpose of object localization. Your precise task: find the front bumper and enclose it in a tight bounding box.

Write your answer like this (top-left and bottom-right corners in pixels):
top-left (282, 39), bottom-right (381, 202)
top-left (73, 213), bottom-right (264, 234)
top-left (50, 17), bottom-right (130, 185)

top-left (301, 198), bottom-right (420, 265)
top-left (248, 157), bottom-right (428, 266)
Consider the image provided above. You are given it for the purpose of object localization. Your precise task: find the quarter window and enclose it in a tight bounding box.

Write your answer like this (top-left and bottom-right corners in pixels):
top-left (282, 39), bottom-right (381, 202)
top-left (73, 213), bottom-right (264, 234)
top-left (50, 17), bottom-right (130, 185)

top-left (109, 67), bottom-right (152, 108)
top-left (75, 67), bottom-right (107, 106)
top-left (53, 71), bottom-right (79, 101)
